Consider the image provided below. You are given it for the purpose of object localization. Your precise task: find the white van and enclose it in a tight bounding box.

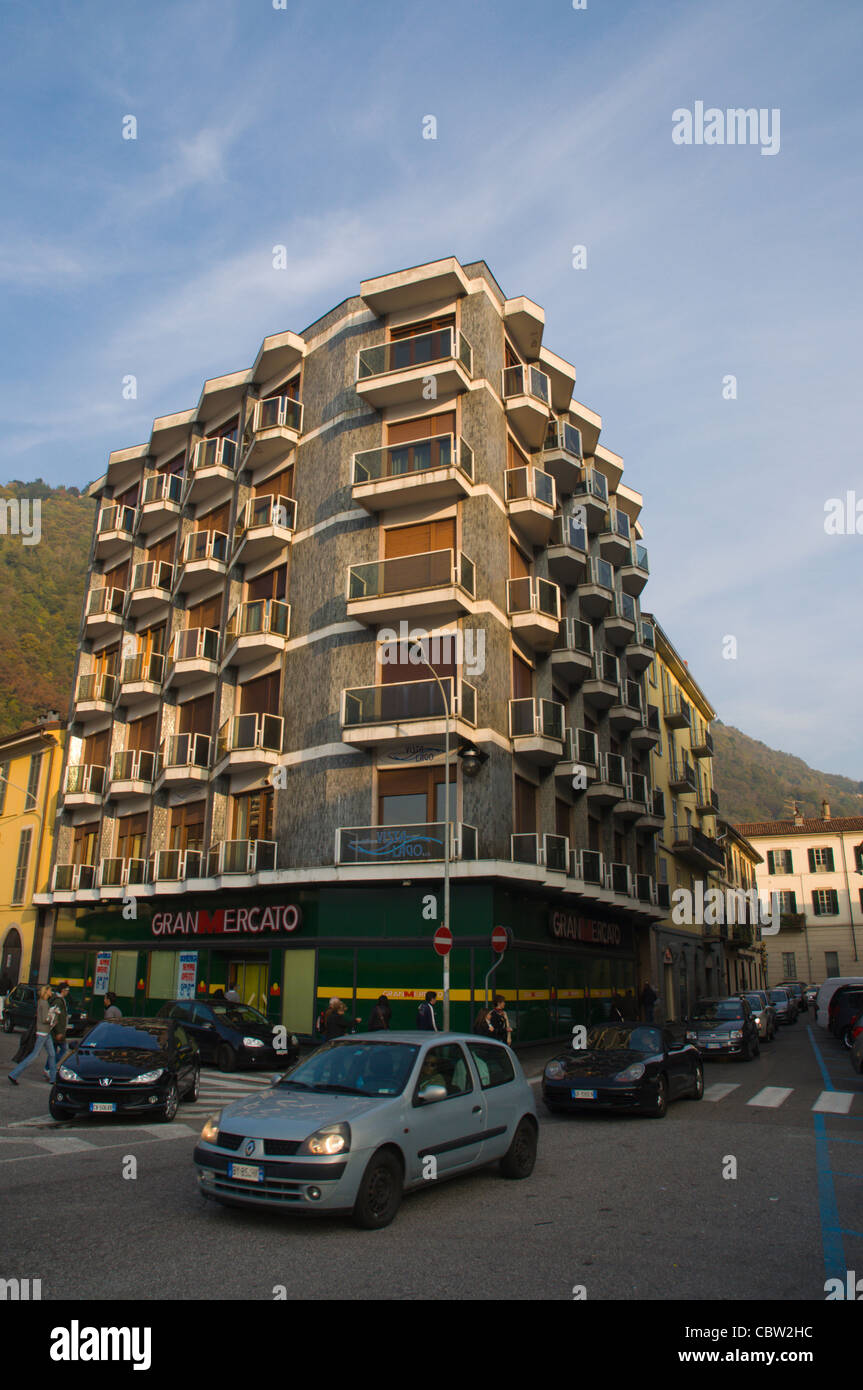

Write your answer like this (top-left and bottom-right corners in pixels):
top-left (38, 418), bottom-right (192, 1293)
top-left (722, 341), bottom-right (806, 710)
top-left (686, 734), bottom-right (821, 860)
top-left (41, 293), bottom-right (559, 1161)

top-left (816, 978), bottom-right (863, 1029)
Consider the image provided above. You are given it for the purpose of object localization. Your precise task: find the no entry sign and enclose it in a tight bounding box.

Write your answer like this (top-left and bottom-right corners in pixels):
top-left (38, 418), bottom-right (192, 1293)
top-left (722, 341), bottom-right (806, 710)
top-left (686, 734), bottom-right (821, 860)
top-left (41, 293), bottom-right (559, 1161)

top-left (433, 925), bottom-right (453, 957)
top-left (491, 926), bottom-right (510, 954)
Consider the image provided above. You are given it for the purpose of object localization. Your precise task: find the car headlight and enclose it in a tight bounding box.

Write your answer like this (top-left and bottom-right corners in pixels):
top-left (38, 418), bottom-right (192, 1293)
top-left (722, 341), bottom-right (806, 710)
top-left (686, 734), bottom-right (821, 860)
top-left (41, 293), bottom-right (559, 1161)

top-left (130, 1068), bottom-right (164, 1084)
top-left (615, 1062), bottom-right (646, 1082)
top-left (299, 1123), bottom-right (351, 1156)
top-left (243, 1036), bottom-right (265, 1048)
top-left (685, 1031), bottom-right (697, 1042)
top-left (58, 1064), bottom-right (79, 1081)
top-left (728, 1030), bottom-right (743, 1040)
top-left (753, 1014), bottom-right (763, 1025)
top-left (545, 1060), bottom-right (565, 1080)
top-left (200, 1113), bottom-right (221, 1143)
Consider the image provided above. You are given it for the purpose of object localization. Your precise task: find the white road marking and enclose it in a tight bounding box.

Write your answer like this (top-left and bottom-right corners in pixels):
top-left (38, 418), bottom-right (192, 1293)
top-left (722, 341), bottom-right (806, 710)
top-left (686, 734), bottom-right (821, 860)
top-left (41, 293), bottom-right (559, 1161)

top-left (747, 1087), bottom-right (794, 1108)
top-left (812, 1091), bottom-right (855, 1114)
top-left (30, 1136), bottom-right (92, 1152)
top-left (124, 1123), bottom-right (199, 1139)
top-left (703, 1083), bottom-right (741, 1102)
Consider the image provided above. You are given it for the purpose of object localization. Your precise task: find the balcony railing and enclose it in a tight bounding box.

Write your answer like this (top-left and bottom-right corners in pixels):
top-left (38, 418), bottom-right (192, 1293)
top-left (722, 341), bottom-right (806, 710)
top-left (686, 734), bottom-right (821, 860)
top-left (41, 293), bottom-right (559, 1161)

top-left (344, 677), bottom-right (476, 728)
top-left (225, 599), bottom-right (290, 641)
top-left (573, 727), bottom-right (599, 765)
top-left (188, 436), bottom-right (237, 476)
top-left (549, 514), bottom-right (588, 554)
top-left (556, 617), bottom-right (593, 658)
top-left (158, 733), bottom-right (211, 774)
top-left (544, 419), bottom-right (583, 459)
top-left (605, 863), bottom-right (632, 896)
top-left (501, 363), bottom-right (550, 405)
top-left (592, 651), bottom-right (620, 685)
top-left (637, 621), bottom-right (655, 649)
top-left (336, 823), bottom-right (477, 865)
top-left (348, 549), bottom-right (475, 602)
top-left (52, 863), bottom-right (97, 892)
top-left (605, 509), bottom-right (631, 542)
top-left (599, 752), bottom-right (626, 786)
top-left (672, 825), bottom-right (726, 870)
top-left (234, 495), bottom-right (296, 538)
top-left (669, 757), bottom-right (698, 790)
top-left (121, 651), bottom-right (164, 686)
top-left (506, 576), bottom-right (561, 621)
top-left (574, 468), bottom-right (609, 505)
top-left (207, 840), bottom-right (277, 876)
top-left (587, 556), bottom-right (614, 590)
top-left (576, 849), bottom-right (604, 885)
top-left (252, 394), bottom-right (303, 435)
top-left (358, 327), bottom-right (473, 379)
top-left (509, 698), bottom-right (564, 742)
top-left (216, 713), bottom-right (283, 760)
top-left (511, 833), bottom-right (539, 866)
top-left (153, 848), bottom-right (204, 881)
top-left (99, 857), bottom-right (151, 888)
top-left (652, 789), bottom-right (665, 818)
top-left (353, 434), bottom-right (473, 486)
top-left (182, 529), bottom-right (228, 565)
top-left (97, 503), bottom-right (136, 536)
top-left (544, 834), bottom-right (569, 874)
top-left (636, 874), bottom-right (656, 905)
top-left (171, 627), bottom-right (220, 664)
top-left (76, 672), bottom-right (116, 704)
top-left (86, 587), bottom-right (125, 618)
top-left (141, 471), bottom-right (184, 507)
top-left (627, 772), bottom-right (649, 806)
top-left (664, 694), bottom-right (692, 726)
top-left (130, 560), bottom-right (173, 594)
top-left (111, 750), bottom-right (156, 784)
top-left (505, 465), bottom-right (555, 508)
top-left (64, 764), bottom-right (105, 797)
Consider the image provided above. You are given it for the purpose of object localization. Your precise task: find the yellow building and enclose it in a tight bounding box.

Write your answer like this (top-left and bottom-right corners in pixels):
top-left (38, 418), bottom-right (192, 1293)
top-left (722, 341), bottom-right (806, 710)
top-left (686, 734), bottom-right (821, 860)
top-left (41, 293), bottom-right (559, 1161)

top-left (0, 720), bottom-right (65, 986)
top-left (717, 819), bottom-right (766, 993)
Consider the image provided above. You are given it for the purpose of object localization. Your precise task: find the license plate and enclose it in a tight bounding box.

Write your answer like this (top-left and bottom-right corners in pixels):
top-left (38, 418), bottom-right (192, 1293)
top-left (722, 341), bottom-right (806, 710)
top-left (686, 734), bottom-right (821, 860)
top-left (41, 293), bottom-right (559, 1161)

top-left (228, 1162), bottom-right (263, 1182)
top-left (571, 1089), bottom-right (597, 1099)
top-left (89, 1102), bottom-right (116, 1113)
top-left (706, 1043), bottom-right (722, 1049)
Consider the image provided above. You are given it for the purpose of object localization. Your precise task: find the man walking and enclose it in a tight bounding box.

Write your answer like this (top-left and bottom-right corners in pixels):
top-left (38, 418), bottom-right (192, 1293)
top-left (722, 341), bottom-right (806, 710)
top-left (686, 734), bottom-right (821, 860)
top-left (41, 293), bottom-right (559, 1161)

top-left (417, 991), bottom-right (438, 1031)
top-left (45, 982), bottom-right (70, 1076)
top-left (640, 981), bottom-right (659, 1023)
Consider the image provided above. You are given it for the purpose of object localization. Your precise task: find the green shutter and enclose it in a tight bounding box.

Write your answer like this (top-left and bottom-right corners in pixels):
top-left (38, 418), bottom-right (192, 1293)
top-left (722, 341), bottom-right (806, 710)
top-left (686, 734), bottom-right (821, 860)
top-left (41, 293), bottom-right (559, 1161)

top-left (808, 848), bottom-right (817, 872)
top-left (785, 848), bottom-right (793, 872)
top-left (825, 848), bottom-right (835, 872)
top-left (767, 850), bottom-right (775, 874)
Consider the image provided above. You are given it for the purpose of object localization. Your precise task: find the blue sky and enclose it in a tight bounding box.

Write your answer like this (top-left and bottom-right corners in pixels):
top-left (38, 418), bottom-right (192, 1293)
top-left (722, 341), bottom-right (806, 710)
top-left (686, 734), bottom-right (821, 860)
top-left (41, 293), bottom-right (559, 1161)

top-left (1, 0), bottom-right (861, 777)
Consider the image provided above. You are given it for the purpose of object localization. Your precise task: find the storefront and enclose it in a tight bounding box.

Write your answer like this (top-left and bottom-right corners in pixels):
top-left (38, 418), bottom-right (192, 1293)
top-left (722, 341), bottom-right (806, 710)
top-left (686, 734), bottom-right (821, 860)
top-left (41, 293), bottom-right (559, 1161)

top-left (47, 881), bottom-right (643, 1042)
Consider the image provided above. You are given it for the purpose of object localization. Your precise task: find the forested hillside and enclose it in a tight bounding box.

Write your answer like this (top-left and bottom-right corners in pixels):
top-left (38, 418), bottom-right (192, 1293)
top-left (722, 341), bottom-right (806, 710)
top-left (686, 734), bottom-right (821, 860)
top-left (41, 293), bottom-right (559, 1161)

top-left (712, 721), bottom-right (863, 824)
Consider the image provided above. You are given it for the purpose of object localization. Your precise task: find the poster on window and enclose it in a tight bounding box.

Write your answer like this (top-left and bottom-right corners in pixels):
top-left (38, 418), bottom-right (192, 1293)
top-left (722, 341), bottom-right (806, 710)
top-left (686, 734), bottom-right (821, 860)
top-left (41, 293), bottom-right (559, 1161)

top-left (93, 952), bottom-right (111, 996)
top-left (177, 951), bottom-right (198, 1001)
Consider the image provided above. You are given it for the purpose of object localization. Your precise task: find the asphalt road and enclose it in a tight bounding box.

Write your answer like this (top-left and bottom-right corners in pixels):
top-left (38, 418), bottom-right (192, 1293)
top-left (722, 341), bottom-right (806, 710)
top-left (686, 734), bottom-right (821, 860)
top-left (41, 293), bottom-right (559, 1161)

top-left (1, 1019), bottom-right (860, 1302)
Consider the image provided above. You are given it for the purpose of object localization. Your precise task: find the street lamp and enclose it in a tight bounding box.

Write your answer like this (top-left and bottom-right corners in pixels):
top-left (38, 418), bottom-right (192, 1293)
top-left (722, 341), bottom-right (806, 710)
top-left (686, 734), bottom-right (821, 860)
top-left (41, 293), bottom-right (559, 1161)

top-left (409, 641), bottom-right (452, 1029)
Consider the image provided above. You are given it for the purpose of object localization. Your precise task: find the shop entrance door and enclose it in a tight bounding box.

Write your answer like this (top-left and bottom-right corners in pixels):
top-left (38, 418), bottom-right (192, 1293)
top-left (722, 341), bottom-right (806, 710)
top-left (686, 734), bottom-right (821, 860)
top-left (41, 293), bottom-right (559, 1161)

top-left (230, 961), bottom-right (269, 1013)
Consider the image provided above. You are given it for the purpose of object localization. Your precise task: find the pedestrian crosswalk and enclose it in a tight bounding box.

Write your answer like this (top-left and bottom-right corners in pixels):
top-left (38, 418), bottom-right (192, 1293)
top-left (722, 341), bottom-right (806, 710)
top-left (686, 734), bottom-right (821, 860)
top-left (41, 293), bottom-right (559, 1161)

top-left (703, 1081), bottom-right (860, 1111)
top-left (187, 1070), bottom-right (276, 1109)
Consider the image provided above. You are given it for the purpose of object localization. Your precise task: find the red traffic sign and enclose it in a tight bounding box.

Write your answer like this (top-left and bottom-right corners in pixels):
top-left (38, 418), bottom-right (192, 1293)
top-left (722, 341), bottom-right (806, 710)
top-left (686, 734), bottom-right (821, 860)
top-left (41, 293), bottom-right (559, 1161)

top-left (433, 925), bottom-right (453, 957)
top-left (491, 926), bottom-right (510, 954)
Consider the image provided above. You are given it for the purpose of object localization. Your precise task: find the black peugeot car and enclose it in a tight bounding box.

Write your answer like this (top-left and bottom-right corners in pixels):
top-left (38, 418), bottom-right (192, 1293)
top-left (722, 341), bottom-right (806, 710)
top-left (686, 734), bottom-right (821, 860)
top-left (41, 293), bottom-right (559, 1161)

top-left (157, 999), bottom-right (298, 1072)
top-left (542, 1022), bottom-right (703, 1118)
top-left (684, 997), bottom-right (760, 1060)
top-left (49, 1018), bottom-right (200, 1122)
top-left (2, 983), bottom-right (90, 1036)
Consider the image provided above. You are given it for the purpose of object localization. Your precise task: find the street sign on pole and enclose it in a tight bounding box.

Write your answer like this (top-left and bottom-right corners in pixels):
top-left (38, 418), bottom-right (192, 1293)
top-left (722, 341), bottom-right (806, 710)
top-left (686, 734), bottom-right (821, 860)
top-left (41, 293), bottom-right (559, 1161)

top-left (433, 925), bottom-right (453, 957)
top-left (491, 926), bottom-right (510, 954)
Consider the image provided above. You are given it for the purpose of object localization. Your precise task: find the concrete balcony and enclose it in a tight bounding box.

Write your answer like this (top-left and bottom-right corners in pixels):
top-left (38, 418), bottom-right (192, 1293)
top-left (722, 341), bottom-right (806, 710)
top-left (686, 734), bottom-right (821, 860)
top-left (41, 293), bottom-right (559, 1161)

top-left (573, 848), bottom-right (605, 888)
top-left (604, 862), bottom-right (634, 898)
top-left (691, 723), bottom-right (715, 757)
top-left (184, 437), bottom-right (237, 505)
top-left (695, 778), bottom-right (716, 815)
top-left (551, 617), bottom-right (593, 686)
top-left (152, 848), bottom-right (205, 883)
top-left (109, 749), bottom-right (156, 799)
top-left (630, 703), bottom-right (661, 750)
top-left (547, 514), bottom-right (588, 587)
top-left (619, 542), bottom-right (650, 598)
top-left (336, 823), bottom-right (477, 866)
top-left (342, 677), bottom-right (476, 751)
top-left (207, 839), bottom-right (277, 877)
top-left (137, 472), bottom-right (184, 534)
top-left (664, 694), bottom-right (692, 729)
top-left (84, 586), bottom-right (126, 641)
top-left (636, 788), bottom-right (666, 832)
top-left (352, 434), bottom-right (473, 512)
top-left (608, 680), bottom-right (643, 734)
top-left (572, 468), bottom-right (609, 533)
top-left (510, 833), bottom-right (569, 876)
top-left (612, 772), bottom-right (650, 821)
top-left (164, 627), bottom-right (220, 688)
top-left (242, 394), bottom-right (303, 470)
top-left (506, 575), bottom-right (561, 651)
top-left (582, 651), bottom-right (620, 711)
top-left (599, 508), bottom-right (633, 567)
top-left (672, 825), bottom-right (726, 873)
top-left (347, 548), bottom-right (476, 626)
top-left (52, 863), bottom-right (97, 893)
top-left (127, 560), bottom-right (174, 620)
top-left (118, 651), bottom-right (164, 706)
top-left (604, 592), bottom-right (639, 648)
top-left (231, 495), bottom-right (296, 567)
top-left (542, 419), bottom-right (583, 496)
top-left (356, 327), bottom-right (472, 409)
top-left (74, 672), bottom-right (116, 723)
top-left (505, 465), bottom-right (556, 545)
top-left (554, 726), bottom-right (598, 788)
top-left (99, 857), bottom-right (152, 890)
top-left (155, 733), bottom-right (211, 788)
top-left (94, 503), bottom-right (136, 559)
top-left (501, 363), bottom-right (551, 448)
top-left (585, 751), bottom-right (626, 808)
top-left (578, 557), bottom-right (615, 620)
top-left (175, 530), bottom-right (228, 595)
top-left (668, 757), bottom-right (698, 793)
top-left (63, 763), bottom-right (106, 807)
top-left (625, 620), bottom-right (656, 672)
top-left (509, 697), bottom-right (565, 765)
top-left (214, 712), bottom-right (284, 775)
top-left (222, 599), bottom-right (290, 669)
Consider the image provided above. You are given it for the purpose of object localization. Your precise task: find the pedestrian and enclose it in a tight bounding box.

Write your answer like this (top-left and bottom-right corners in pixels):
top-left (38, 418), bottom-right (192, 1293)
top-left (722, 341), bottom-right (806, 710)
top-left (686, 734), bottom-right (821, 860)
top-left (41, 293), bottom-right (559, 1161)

top-left (368, 995), bottom-right (391, 1031)
top-left (473, 1005), bottom-right (494, 1037)
top-left (45, 983), bottom-right (71, 1077)
top-left (8, 987), bottom-right (59, 1086)
top-left (224, 984), bottom-right (241, 1003)
top-left (324, 998), bottom-right (360, 1039)
top-left (416, 991), bottom-right (438, 1031)
top-left (488, 994), bottom-right (511, 1045)
top-left (103, 992), bottom-right (122, 1022)
top-left (640, 981), bottom-right (658, 1023)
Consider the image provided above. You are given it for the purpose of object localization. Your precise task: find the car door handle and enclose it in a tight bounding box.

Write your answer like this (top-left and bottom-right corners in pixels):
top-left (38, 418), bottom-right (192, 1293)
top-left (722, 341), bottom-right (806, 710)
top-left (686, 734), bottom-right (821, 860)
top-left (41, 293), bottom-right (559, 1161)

top-left (472, 1105), bottom-right (482, 1114)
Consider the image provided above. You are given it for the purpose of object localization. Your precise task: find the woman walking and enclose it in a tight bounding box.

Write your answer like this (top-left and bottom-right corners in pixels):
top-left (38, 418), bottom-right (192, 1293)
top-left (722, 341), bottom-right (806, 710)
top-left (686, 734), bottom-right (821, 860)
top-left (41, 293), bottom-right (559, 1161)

top-left (8, 987), bottom-right (59, 1086)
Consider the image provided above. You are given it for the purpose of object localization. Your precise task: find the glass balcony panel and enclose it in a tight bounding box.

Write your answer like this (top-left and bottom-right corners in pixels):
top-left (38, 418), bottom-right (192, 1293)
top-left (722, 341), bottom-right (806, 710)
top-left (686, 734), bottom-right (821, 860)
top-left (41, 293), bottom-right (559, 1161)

top-left (576, 469), bottom-right (609, 503)
top-left (242, 495), bottom-right (296, 532)
top-left (359, 327), bottom-right (456, 379)
top-left (629, 773), bottom-right (648, 803)
top-left (354, 434), bottom-right (458, 484)
top-left (122, 652), bottom-right (164, 685)
top-left (619, 593), bottom-right (637, 623)
top-left (613, 511), bottom-right (631, 540)
top-left (256, 395), bottom-right (302, 433)
top-left (184, 530), bottom-right (227, 564)
top-left (604, 753), bottom-right (625, 785)
top-left (640, 622), bottom-right (655, 649)
top-left (98, 504), bottom-right (135, 535)
top-left (349, 548), bottom-right (461, 600)
top-left (229, 598), bottom-right (290, 639)
top-left (536, 579), bottom-right (559, 618)
top-left (509, 698), bottom-right (536, 737)
top-left (635, 544), bottom-right (649, 571)
top-left (545, 835), bottom-right (569, 873)
top-left (577, 728), bottom-right (598, 764)
top-left (142, 472), bottom-right (184, 506)
top-left (592, 557), bottom-right (614, 590)
top-left (65, 764), bottom-right (105, 795)
top-left (131, 560), bottom-right (173, 592)
top-left (534, 469), bottom-right (554, 506)
top-left (77, 672), bottom-right (116, 703)
top-left (512, 834), bottom-right (539, 865)
top-left (87, 587), bottom-right (124, 617)
top-left (598, 652), bottom-right (619, 683)
top-left (580, 850), bottom-right (603, 885)
top-left (194, 437), bottom-right (236, 473)
top-left (540, 700), bottom-right (564, 741)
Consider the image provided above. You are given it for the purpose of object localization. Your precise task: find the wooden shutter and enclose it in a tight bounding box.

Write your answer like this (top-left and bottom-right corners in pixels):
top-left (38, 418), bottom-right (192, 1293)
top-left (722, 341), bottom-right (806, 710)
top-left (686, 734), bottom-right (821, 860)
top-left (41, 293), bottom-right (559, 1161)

top-left (509, 540), bottom-right (530, 578)
top-left (84, 728), bottom-right (111, 764)
top-left (767, 851), bottom-right (775, 874)
top-left (104, 559), bottom-right (130, 589)
top-left (512, 652), bottom-right (532, 699)
top-left (187, 595), bottom-right (222, 630)
top-left (386, 412), bottom-right (456, 445)
top-left (179, 695), bottom-right (213, 736)
top-left (248, 564), bottom-right (287, 602)
top-left (384, 518), bottom-right (456, 558)
top-left (127, 713), bottom-right (158, 752)
top-left (255, 466), bottom-right (293, 499)
top-left (514, 776), bottom-right (536, 834)
top-left (239, 671), bottom-right (280, 715)
top-left (555, 799), bottom-right (570, 839)
top-left (808, 848), bottom-right (817, 872)
top-left (197, 500), bottom-right (230, 533)
top-left (785, 849), bottom-right (793, 872)
top-left (146, 534), bottom-right (174, 565)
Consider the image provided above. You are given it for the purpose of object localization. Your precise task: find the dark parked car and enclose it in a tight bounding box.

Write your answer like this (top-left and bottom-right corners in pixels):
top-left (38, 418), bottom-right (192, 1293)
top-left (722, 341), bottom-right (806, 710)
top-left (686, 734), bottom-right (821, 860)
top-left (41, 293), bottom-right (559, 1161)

top-left (542, 1023), bottom-right (703, 1118)
top-left (778, 981), bottom-right (808, 1014)
top-left (685, 997), bottom-right (760, 1060)
top-left (49, 1018), bottom-right (199, 1122)
top-left (851, 1023), bottom-right (863, 1075)
top-left (157, 999), bottom-right (298, 1072)
top-left (2, 983), bottom-right (89, 1036)
top-left (768, 987), bottom-right (798, 1025)
top-left (828, 986), bottom-right (863, 1048)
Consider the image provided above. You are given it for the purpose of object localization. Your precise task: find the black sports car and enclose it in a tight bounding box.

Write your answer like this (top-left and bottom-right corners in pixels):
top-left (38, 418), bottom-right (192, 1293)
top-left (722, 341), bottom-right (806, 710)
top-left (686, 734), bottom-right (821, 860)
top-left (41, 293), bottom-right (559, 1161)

top-left (684, 997), bottom-right (760, 1060)
top-left (157, 999), bottom-right (299, 1071)
top-left (542, 1023), bottom-right (703, 1118)
top-left (49, 1018), bottom-right (200, 1122)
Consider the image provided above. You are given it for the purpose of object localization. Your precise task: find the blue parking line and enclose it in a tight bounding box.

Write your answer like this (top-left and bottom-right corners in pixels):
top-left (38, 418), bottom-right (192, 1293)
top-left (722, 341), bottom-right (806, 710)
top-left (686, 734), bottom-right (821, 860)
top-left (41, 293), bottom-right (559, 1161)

top-left (807, 1025), bottom-right (834, 1090)
top-left (829, 1137), bottom-right (863, 1146)
top-left (840, 1230), bottom-right (863, 1239)
top-left (808, 1028), bottom-right (847, 1280)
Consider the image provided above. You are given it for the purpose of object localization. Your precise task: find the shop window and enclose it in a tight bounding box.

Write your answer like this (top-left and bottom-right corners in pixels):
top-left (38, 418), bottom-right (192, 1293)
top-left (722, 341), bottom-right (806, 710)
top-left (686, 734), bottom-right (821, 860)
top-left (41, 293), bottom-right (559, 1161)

top-left (148, 951), bottom-right (182, 1000)
top-left (109, 951), bottom-right (138, 997)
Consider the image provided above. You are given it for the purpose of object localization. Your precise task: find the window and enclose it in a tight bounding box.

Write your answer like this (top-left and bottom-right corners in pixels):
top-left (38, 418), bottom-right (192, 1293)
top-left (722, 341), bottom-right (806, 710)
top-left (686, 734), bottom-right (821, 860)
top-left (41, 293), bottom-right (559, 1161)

top-left (25, 754), bottom-right (42, 811)
top-left (767, 849), bottom-right (793, 874)
top-left (781, 953), bottom-right (797, 978)
top-left (232, 787), bottom-right (274, 841)
top-left (0, 762), bottom-right (9, 814)
top-left (468, 1042), bottom-right (515, 1089)
top-left (812, 889), bottom-right (839, 916)
top-left (777, 891), bottom-right (797, 913)
top-left (109, 951), bottom-right (139, 997)
top-left (825, 952), bottom-right (839, 978)
top-left (149, 953), bottom-right (182, 1000)
top-left (413, 1043), bottom-right (473, 1101)
top-left (809, 847), bottom-right (835, 873)
top-left (11, 828), bottom-right (33, 903)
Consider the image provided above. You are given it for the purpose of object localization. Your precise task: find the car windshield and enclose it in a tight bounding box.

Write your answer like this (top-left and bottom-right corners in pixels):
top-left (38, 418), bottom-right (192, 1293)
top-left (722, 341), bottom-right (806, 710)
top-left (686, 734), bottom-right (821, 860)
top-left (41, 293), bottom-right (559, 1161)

top-left (585, 1025), bottom-right (663, 1053)
top-left (78, 1022), bottom-right (168, 1050)
top-left (769, 991), bottom-right (789, 1003)
top-left (742, 996), bottom-right (764, 1009)
top-left (210, 1003), bottom-right (269, 1027)
top-left (277, 1041), bottom-right (420, 1097)
top-left (691, 1001), bottom-right (744, 1021)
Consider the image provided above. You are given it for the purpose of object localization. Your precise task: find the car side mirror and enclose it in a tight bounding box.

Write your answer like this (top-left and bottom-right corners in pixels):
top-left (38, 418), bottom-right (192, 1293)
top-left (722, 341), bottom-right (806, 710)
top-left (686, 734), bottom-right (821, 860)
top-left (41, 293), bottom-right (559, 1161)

top-left (417, 1084), bottom-right (447, 1105)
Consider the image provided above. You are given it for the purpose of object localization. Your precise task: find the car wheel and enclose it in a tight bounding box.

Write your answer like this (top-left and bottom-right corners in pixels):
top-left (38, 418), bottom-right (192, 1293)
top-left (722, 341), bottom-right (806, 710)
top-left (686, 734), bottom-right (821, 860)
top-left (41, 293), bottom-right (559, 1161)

top-left (500, 1117), bottom-right (538, 1179)
top-left (753, 1038), bottom-right (760, 1058)
top-left (647, 1075), bottom-right (668, 1118)
top-left (352, 1149), bottom-right (403, 1229)
top-left (843, 1028), bottom-right (854, 1051)
top-left (184, 1065), bottom-right (200, 1101)
top-left (160, 1081), bottom-right (179, 1123)
top-left (2, 1013), bottom-right (14, 1034)
top-left (216, 1044), bottom-right (237, 1073)
top-left (688, 1065), bottom-right (704, 1100)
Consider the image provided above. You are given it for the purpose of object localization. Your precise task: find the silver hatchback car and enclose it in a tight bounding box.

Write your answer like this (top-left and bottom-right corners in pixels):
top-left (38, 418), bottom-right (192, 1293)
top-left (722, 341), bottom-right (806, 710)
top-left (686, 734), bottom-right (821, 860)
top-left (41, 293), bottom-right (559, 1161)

top-left (194, 1031), bottom-right (538, 1228)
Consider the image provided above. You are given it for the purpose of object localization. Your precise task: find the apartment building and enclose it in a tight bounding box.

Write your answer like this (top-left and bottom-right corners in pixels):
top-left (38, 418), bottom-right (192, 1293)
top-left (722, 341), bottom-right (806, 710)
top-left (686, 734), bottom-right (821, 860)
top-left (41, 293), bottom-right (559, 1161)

top-left (735, 805), bottom-right (863, 984)
top-left (717, 819), bottom-right (765, 994)
top-left (0, 719), bottom-right (65, 985)
top-left (36, 257), bottom-right (674, 1040)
